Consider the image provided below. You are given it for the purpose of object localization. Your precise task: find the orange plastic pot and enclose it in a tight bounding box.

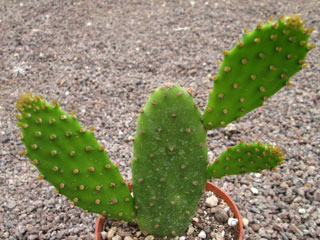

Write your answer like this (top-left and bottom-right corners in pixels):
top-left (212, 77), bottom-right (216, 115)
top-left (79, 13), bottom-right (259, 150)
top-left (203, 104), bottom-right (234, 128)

top-left (95, 181), bottom-right (243, 239)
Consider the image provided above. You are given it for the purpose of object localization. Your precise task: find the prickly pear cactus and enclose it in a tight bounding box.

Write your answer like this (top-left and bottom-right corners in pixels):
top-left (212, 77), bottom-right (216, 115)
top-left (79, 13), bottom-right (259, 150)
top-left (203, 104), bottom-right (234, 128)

top-left (203, 14), bottom-right (314, 129)
top-left (14, 14), bottom-right (314, 239)
top-left (132, 84), bottom-right (208, 237)
top-left (207, 142), bottom-right (285, 179)
top-left (16, 93), bottom-right (136, 221)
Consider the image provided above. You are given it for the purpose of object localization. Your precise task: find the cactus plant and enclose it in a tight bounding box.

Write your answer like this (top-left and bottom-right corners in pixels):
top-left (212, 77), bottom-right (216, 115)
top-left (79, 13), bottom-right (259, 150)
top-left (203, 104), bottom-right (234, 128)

top-left (15, 15), bottom-right (314, 238)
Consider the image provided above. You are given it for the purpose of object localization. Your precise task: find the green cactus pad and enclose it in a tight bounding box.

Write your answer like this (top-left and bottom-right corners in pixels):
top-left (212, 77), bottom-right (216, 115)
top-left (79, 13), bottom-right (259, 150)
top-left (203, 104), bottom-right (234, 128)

top-left (204, 14), bottom-right (314, 129)
top-left (207, 142), bottom-right (285, 179)
top-left (132, 84), bottom-right (208, 237)
top-left (16, 93), bottom-right (136, 221)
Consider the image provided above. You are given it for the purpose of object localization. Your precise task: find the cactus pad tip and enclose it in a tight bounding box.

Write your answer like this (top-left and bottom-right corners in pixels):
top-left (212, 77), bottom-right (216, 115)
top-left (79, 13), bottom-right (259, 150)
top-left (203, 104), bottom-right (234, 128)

top-left (207, 142), bottom-right (286, 179)
top-left (159, 82), bottom-right (178, 89)
top-left (16, 93), bottom-right (40, 112)
top-left (282, 14), bottom-right (305, 31)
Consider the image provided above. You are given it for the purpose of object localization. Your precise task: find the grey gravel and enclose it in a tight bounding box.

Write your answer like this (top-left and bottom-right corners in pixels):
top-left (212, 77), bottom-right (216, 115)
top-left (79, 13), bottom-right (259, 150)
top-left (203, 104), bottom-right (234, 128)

top-left (1, 0), bottom-right (319, 240)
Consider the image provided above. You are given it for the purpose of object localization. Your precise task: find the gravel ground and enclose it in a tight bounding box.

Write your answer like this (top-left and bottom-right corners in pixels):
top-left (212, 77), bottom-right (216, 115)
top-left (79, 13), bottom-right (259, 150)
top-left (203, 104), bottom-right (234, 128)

top-left (0, 0), bottom-right (319, 239)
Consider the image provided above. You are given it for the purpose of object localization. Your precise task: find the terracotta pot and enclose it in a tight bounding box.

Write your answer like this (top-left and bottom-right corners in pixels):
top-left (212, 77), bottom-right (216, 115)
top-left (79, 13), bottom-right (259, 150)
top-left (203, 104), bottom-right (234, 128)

top-left (95, 181), bottom-right (243, 240)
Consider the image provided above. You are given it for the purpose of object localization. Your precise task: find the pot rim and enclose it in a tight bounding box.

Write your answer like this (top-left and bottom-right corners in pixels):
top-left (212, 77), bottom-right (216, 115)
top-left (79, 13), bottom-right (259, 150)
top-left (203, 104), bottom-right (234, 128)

top-left (95, 181), bottom-right (243, 239)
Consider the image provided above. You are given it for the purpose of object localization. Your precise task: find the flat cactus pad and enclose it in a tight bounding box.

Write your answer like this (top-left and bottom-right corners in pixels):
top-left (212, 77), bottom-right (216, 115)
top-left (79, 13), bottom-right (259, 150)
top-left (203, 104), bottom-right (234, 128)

top-left (132, 84), bottom-right (208, 237)
top-left (207, 142), bottom-right (285, 179)
top-left (204, 15), bottom-right (314, 129)
top-left (16, 93), bottom-right (136, 221)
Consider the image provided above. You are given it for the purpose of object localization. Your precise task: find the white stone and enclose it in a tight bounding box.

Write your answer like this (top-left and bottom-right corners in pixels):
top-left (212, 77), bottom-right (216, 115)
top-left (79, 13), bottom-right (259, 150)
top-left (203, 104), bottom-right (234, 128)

top-left (192, 217), bottom-right (199, 222)
top-left (255, 173), bottom-right (262, 178)
top-left (225, 123), bottom-right (236, 131)
top-left (7, 200), bottom-right (16, 209)
top-left (179, 237), bottom-right (186, 240)
top-left (308, 166), bottom-right (315, 174)
top-left (228, 217), bottom-right (238, 227)
top-left (242, 217), bottom-right (249, 228)
top-left (212, 232), bottom-right (224, 240)
top-left (186, 226), bottom-right (194, 235)
top-left (198, 230), bottom-right (206, 239)
top-left (100, 231), bottom-right (107, 240)
top-left (298, 208), bottom-right (306, 214)
top-left (251, 187), bottom-right (259, 195)
top-left (128, 135), bottom-right (134, 141)
top-left (112, 236), bottom-right (121, 240)
top-left (145, 236), bottom-right (155, 240)
top-left (107, 227), bottom-right (117, 238)
top-left (205, 195), bottom-right (218, 207)
top-left (12, 65), bottom-right (27, 77)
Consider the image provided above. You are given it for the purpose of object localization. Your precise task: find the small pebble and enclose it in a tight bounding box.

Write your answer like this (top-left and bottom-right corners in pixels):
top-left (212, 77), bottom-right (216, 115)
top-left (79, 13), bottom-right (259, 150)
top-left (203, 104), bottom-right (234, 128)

top-left (216, 233), bottom-right (224, 240)
top-left (205, 195), bottom-right (218, 207)
top-left (192, 217), bottom-right (199, 223)
top-left (7, 201), bottom-right (16, 209)
top-left (107, 227), bottom-right (117, 238)
top-left (214, 208), bottom-right (229, 223)
top-left (145, 235), bottom-right (154, 240)
top-left (228, 217), bottom-right (238, 227)
top-left (255, 173), bottom-right (262, 178)
top-left (198, 230), bottom-right (206, 239)
top-left (100, 231), bottom-right (107, 240)
top-left (251, 187), bottom-right (259, 195)
top-left (186, 226), bottom-right (194, 235)
top-left (252, 224), bottom-right (260, 232)
top-left (242, 217), bottom-right (249, 228)
top-left (112, 236), bottom-right (121, 240)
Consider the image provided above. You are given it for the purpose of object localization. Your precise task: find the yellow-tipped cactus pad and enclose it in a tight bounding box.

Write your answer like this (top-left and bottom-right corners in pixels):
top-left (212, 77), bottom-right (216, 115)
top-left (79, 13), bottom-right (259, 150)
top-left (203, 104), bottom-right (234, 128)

top-left (207, 142), bottom-right (285, 179)
top-left (16, 93), bottom-right (136, 221)
top-left (204, 15), bottom-right (313, 129)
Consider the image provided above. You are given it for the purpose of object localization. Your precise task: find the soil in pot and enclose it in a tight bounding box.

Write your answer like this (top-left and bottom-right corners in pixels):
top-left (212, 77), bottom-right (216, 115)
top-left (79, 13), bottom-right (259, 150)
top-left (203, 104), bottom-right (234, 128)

top-left (100, 191), bottom-right (240, 240)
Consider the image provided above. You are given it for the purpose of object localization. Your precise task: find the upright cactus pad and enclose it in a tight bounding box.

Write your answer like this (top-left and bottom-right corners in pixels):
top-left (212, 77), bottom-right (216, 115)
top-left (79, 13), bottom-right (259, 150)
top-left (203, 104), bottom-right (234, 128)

top-left (132, 84), bottom-right (208, 237)
top-left (207, 142), bottom-right (285, 179)
top-left (16, 93), bottom-right (136, 221)
top-left (204, 14), bottom-right (314, 129)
